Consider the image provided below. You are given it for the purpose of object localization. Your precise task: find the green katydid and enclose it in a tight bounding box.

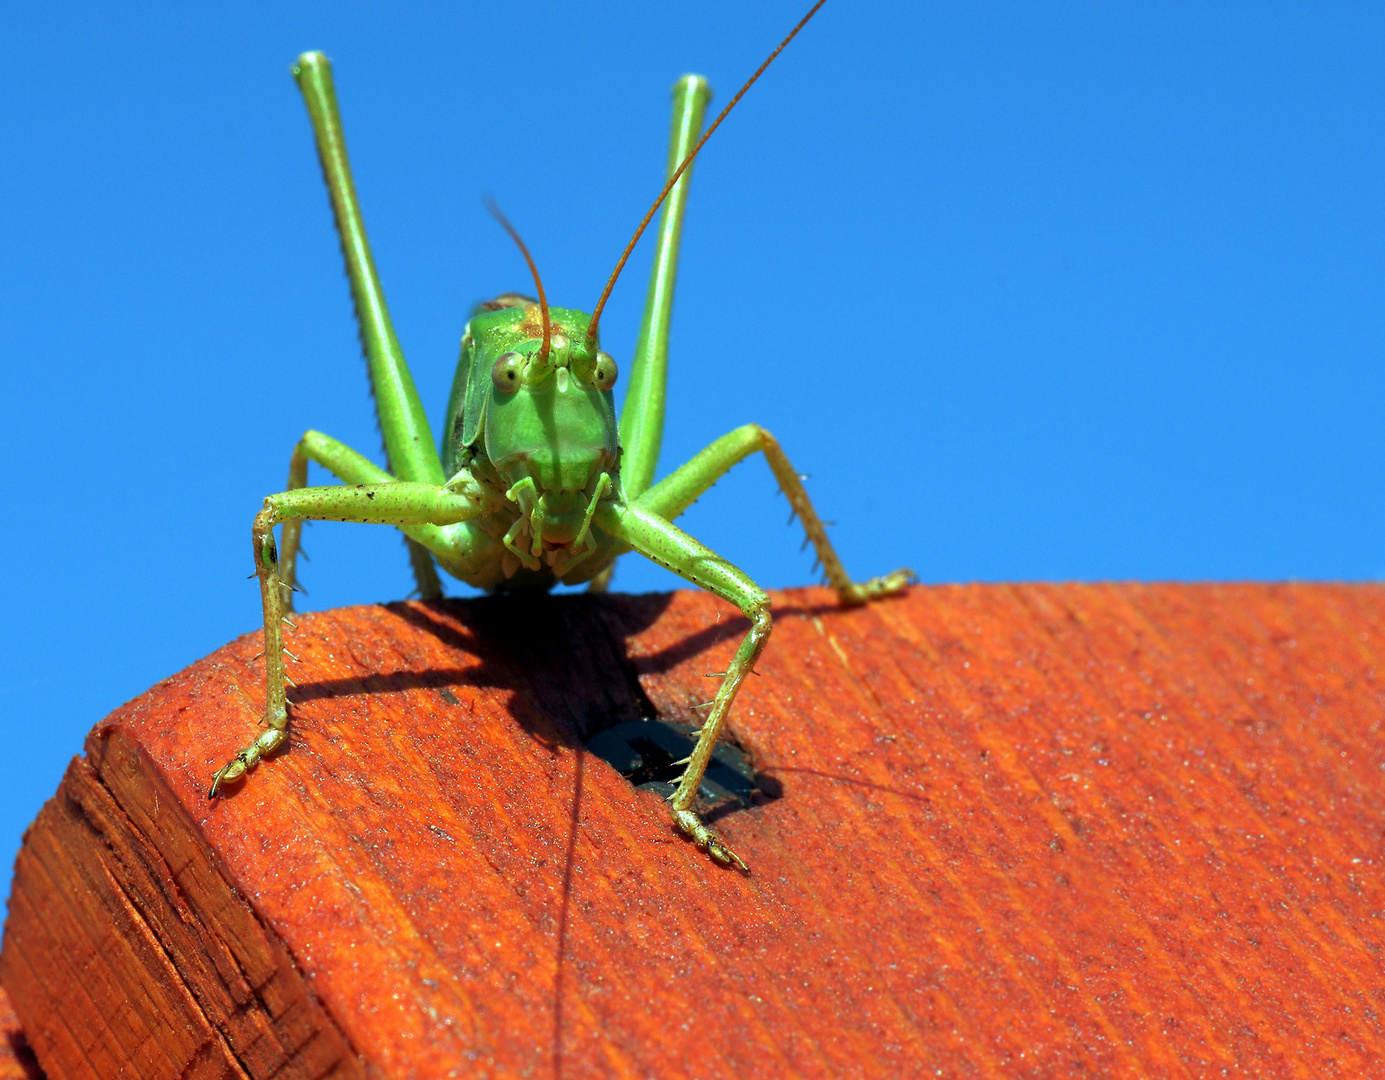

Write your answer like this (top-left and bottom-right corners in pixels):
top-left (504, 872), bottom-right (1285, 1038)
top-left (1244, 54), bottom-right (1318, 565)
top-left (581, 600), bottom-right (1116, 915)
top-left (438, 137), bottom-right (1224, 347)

top-left (209, 1), bottom-right (913, 869)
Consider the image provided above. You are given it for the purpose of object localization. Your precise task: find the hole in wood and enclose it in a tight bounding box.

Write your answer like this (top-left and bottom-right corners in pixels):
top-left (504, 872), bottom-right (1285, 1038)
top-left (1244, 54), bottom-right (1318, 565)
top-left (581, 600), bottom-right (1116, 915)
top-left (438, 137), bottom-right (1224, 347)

top-left (584, 717), bottom-right (783, 818)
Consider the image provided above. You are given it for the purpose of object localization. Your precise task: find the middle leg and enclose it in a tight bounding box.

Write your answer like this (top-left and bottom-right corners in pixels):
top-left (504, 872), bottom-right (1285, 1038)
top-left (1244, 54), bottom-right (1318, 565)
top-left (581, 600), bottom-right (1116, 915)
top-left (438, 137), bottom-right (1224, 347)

top-left (279, 429), bottom-right (444, 608)
top-left (595, 500), bottom-right (771, 870)
top-left (637, 424), bottom-right (913, 603)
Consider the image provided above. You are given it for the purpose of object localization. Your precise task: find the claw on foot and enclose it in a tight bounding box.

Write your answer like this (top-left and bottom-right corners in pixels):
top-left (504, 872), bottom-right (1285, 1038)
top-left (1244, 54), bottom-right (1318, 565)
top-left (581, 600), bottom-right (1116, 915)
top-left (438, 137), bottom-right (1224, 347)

top-left (884, 567), bottom-right (918, 590)
top-left (843, 567), bottom-right (917, 605)
top-left (672, 808), bottom-right (749, 872)
top-left (208, 724), bottom-right (286, 798)
top-left (208, 758), bottom-right (247, 798)
top-left (706, 837), bottom-right (749, 872)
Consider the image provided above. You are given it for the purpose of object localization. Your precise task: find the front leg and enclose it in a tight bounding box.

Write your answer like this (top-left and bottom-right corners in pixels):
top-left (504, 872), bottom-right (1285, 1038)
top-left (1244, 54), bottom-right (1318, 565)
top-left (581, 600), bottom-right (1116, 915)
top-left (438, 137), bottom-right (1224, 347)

top-left (594, 500), bottom-right (770, 870)
top-left (209, 481), bottom-right (483, 796)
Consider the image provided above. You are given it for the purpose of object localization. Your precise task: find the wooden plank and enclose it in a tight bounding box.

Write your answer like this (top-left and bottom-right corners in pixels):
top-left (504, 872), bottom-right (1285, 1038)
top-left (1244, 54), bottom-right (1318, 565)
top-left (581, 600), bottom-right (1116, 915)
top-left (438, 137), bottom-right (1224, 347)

top-left (3, 585), bottom-right (1383, 1077)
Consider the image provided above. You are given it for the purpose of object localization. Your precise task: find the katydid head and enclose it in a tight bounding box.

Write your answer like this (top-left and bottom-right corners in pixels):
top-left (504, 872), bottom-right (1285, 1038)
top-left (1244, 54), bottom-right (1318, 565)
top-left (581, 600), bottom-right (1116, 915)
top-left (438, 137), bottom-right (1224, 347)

top-left (471, 203), bottom-right (620, 512)
top-left (465, 302), bottom-right (619, 520)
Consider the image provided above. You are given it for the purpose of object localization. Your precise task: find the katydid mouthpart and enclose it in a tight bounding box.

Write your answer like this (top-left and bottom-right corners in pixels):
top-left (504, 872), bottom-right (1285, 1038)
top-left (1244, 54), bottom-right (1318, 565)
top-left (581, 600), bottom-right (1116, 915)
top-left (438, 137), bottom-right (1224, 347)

top-left (209, 0), bottom-right (913, 870)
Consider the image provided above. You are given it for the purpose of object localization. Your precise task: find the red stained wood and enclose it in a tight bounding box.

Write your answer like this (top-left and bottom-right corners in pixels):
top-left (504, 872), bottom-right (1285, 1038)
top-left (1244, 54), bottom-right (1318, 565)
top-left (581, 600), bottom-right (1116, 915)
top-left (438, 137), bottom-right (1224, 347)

top-left (3, 584), bottom-right (1384, 1078)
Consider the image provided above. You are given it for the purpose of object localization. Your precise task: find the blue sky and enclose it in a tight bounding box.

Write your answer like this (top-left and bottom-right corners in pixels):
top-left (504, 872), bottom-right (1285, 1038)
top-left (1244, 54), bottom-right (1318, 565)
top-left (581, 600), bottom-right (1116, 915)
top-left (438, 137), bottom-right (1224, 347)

top-left (2, 2), bottom-right (1383, 892)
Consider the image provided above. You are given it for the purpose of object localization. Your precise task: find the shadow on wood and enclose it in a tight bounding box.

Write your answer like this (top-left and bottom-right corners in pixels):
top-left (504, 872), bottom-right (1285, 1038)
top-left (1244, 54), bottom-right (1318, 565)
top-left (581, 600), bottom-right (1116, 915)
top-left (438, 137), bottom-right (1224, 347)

top-left (3, 584), bottom-right (1384, 1078)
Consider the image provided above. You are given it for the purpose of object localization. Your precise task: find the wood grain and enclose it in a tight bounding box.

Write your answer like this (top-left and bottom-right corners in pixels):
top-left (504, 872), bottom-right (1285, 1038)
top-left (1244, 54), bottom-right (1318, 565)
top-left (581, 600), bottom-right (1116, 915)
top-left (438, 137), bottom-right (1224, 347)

top-left (3, 584), bottom-right (1383, 1078)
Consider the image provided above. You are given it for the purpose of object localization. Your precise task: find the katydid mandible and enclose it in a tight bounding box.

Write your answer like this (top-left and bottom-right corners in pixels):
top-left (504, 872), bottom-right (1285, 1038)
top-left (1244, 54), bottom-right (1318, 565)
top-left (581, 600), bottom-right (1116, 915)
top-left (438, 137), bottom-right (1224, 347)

top-left (210, 2), bottom-right (913, 870)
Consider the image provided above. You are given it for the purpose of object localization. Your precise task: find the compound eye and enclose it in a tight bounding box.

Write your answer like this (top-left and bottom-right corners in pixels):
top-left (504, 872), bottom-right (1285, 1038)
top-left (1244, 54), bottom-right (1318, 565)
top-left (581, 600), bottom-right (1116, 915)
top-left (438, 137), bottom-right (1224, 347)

top-left (592, 351), bottom-right (618, 391)
top-left (491, 351), bottom-right (525, 393)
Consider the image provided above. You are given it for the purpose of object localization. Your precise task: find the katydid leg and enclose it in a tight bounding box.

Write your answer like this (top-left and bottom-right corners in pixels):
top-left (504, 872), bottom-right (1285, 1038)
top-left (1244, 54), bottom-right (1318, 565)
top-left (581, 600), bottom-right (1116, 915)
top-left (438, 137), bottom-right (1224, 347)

top-left (638, 424), bottom-right (914, 603)
top-left (618, 75), bottom-right (712, 501)
top-left (594, 501), bottom-right (770, 870)
top-left (210, 481), bottom-right (484, 795)
top-left (278, 430), bottom-right (442, 611)
top-left (279, 430), bottom-right (391, 607)
top-left (403, 538), bottom-right (445, 603)
top-left (293, 54), bottom-right (445, 488)
top-left (584, 563), bottom-right (614, 593)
